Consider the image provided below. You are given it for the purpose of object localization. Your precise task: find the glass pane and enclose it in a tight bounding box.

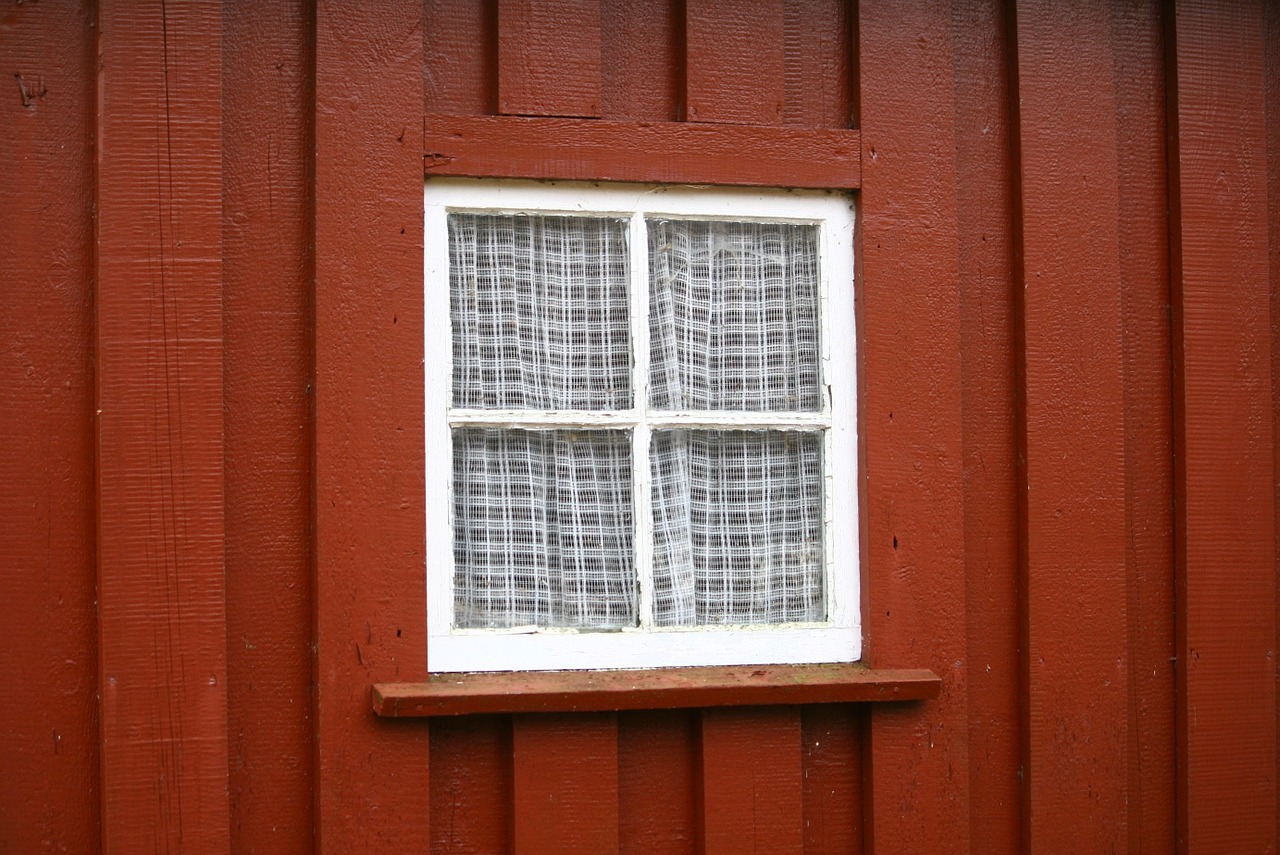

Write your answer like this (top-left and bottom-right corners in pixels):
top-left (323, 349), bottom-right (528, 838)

top-left (452, 428), bottom-right (636, 629)
top-left (648, 220), bottom-right (821, 412)
top-left (650, 429), bottom-right (824, 625)
top-left (450, 213), bottom-right (631, 410)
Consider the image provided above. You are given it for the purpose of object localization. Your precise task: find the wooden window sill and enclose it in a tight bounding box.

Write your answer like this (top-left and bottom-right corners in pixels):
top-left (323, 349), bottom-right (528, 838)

top-left (372, 663), bottom-right (939, 717)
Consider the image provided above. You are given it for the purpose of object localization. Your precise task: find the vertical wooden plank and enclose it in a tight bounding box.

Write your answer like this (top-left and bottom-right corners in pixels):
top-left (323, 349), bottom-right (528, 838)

top-left (1166, 2), bottom-right (1277, 851)
top-left (1113, 3), bottom-right (1177, 852)
top-left (222, 1), bottom-right (316, 851)
top-left (498, 0), bottom-right (601, 117)
top-left (859, 1), bottom-right (971, 852)
top-left (801, 706), bottom-right (862, 855)
top-left (0, 3), bottom-right (100, 852)
top-left (512, 714), bottom-right (619, 854)
top-left (699, 708), bottom-right (803, 854)
top-left (431, 717), bottom-right (513, 855)
top-left (952, 1), bottom-right (1020, 852)
top-left (1269, 2), bottom-right (1280, 846)
top-left (426, 0), bottom-right (497, 116)
top-left (314, 1), bottom-right (429, 850)
top-left (782, 0), bottom-right (853, 128)
top-left (601, 0), bottom-right (683, 122)
top-left (1010, 3), bottom-right (1130, 850)
top-left (685, 0), bottom-right (784, 125)
top-left (95, 1), bottom-right (230, 850)
top-left (619, 710), bottom-right (698, 855)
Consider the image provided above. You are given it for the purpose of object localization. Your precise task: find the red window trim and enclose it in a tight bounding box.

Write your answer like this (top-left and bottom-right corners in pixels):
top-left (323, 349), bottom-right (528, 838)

top-left (424, 114), bottom-right (861, 189)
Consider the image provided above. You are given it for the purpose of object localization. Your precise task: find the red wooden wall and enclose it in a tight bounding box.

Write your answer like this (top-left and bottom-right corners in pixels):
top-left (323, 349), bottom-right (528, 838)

top-left (1, 1), bottom-right (1278, 852)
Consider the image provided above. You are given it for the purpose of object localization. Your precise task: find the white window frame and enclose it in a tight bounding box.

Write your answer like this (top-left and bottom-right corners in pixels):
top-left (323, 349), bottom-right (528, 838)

top-left (425, 178), bottom-right (859, 672)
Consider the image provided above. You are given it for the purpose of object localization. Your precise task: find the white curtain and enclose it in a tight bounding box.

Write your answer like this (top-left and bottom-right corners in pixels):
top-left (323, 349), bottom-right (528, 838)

top-left (452, 428), bottom-right (636, 629)
top-left (449, 213), bottom-right (631, 410)
top-left (647, 219), bottom-right (825, 624)
top-left (448, 213), bottom-right (825, 629)
top-left (647, 219), bottom-right (821, 412)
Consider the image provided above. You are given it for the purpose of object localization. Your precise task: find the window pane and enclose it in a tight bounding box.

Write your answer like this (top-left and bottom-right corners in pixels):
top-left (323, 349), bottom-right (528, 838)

top-left (450, 214), bottom-right (631, 410)
top-left (648, 220), bottom-right (821, 412)
top-left (453, 428), bottom-right (636, 629)
top-left (650, 430), bottom-right (824, 625)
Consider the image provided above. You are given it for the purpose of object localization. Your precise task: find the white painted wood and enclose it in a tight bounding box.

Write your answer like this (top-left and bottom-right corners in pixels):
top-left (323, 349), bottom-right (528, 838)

top-left (424, 203), bottom-right (455, 641)
top-left (428, 623), bottom-right (859, 673)
top-left (821, 193), bottom-right (858, 634)
top-left (630, 210), bottom-right (656, 634)
top-left (425, 179), bottom-right (860, 673)
top-left (445, 409), bottom-right (830, 429)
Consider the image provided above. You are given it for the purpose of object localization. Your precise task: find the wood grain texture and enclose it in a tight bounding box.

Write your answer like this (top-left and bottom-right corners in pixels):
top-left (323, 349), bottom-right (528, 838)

top-left (95, 2), bottom-right (231, 850)
top-left (6, 5), bottom-right (1280, 852)
top-left (699, 707), bottom-right (803, 854)
top-left (601, 0), bottom-right (683, 121)
top-left (686, 0), bottom-right (784, 125)
top-left (1113, 3), bottom-right (1177, 851)
top-left (424, 115), bottom-right (861, 188)
top-left (222, 1), bottom-right (316, 851)
top-left (952, 1), bottom-right (1020, 851)
top-left (0, 3), bottom-right (100, 852)
top-left (431, 716), bottom-right (513, 855)
top-left (314, 1), bottom-right (430, 850)
top-left (1167, 2), bottom-right (1278, 850)
top-left (801, 706), bottom-right (862, 854)
top-left (859, 2), bottom-right (971, 851)
top-left (1010, 3), bottom-right (1130, 849)
top-left (512, 714), bottom-right (620, 854)
top-left (619, 710), bottom-right (698, 855)
top-left (498, 0), bottom-right (602, 117)
top-left (1268, 2), bottom-right (1280, 847)
top-left (374, 666), bottom-right (940, 716)
top-left (782, 0), bottom-right (853, 128)
top-left (425, 0), bottom-right (497, 116)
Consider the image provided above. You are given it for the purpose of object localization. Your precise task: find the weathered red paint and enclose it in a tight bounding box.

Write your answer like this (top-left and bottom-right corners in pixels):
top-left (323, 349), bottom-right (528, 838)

top-left (430, 715), bottom-right (512, 854)
top-left (4, 2), bottom-right (1280, 852)
top-left (374, 665), bottom-right (940, 716)
top-left (498, 0), bottom-right (602, 118)
top-left (699, 707), bottom-right (803, 853)
top-left (513, 713), bottom-right (620, 853)
top-left (859, 3), bottom-right (971, 852)
top-left (619, 710), bottom-right (699, 854)
top-left (222, 1), bottom-right (317, 850)
top-left (0, 4), bottom-right (100, 853)
top-left (781, 0), bottom-right (854, 128)
top-left (1269, 4), bottom-right (1280, 847)
top-left (314, 0), bottom-right (429, 850)
top-left (1011, 3), bottom-right (1130, 848)
top-left (801, 705), bottom-right (863, 854)
top-left (95, 2), bottom-right (231, 850)
top-left (424, 115), bottom-right (861, 188)
top-left (600, 0), bottom-right (683, 122)
top-left (425, 0), bottom-right (496, 116)
top-left (686, 0), bottom-right (784, 125)
top-left (1167, 3), bottom-right (1278, 851)
top-left (953, 1), bottom-right (1021, 850)
top-left (1112, 4), bottom-right (1177, 849)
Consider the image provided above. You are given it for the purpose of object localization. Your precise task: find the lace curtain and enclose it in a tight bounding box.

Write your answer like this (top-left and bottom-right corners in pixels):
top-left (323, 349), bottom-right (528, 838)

top-left (448, 212), bottom-right (825, 629)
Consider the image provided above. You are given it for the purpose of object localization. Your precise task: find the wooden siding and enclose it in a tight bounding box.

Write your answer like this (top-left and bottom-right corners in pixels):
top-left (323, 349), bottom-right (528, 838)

top-left (1, 1), bottom-right (1278, 852)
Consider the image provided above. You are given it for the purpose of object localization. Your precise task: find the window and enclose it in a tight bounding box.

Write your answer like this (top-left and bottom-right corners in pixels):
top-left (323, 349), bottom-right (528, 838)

top-left (425, 180), bottom-right (858, 672)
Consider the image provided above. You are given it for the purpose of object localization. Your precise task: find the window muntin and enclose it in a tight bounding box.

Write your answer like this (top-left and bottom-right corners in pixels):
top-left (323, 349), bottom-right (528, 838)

top-left (426, 180), bottom-right (858, 672)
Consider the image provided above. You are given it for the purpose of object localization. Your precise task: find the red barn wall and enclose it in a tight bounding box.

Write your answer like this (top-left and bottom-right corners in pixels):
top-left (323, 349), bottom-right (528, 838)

top-left (1, 1), bottom-right (1277, 852)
